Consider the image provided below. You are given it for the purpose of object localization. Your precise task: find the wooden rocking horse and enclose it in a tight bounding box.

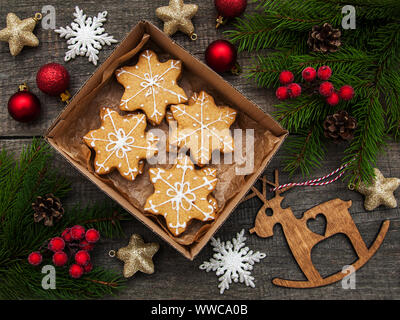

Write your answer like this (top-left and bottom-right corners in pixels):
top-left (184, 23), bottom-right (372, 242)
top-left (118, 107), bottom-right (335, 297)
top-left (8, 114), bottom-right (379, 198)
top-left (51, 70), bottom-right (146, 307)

top-left (248, 170), bottom-right (390, 288)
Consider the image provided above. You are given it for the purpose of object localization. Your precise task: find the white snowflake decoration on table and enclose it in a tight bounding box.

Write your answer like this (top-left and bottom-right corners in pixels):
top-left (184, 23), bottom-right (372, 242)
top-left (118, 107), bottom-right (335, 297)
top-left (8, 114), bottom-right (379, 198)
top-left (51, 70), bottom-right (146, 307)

top-left (199, 229), bottom-right (266, 294)
top-left (55, 6), bottom-right (118, 65)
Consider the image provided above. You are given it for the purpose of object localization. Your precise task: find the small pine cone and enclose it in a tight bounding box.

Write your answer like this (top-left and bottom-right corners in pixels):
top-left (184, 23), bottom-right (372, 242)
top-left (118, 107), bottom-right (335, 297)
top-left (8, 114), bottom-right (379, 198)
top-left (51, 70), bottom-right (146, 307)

top-left (32, 194), bottom-right (64, 227)
top-left (323, 111), bottom-right (357, 143)
top-left (307, 23), bottom-right (341, 53)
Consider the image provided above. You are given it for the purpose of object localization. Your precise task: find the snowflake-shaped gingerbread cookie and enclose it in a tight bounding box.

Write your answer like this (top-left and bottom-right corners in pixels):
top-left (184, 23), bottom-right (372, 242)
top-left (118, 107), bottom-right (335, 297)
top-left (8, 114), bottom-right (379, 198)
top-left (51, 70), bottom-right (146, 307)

top-left (83, 108), bottom-right (158, 181)
top-left (169, 91), bottom-right (237, 166)
top-left (116, 50), bottom-right (188, 125)
top-left (144, 156), bottom-right (218, 236)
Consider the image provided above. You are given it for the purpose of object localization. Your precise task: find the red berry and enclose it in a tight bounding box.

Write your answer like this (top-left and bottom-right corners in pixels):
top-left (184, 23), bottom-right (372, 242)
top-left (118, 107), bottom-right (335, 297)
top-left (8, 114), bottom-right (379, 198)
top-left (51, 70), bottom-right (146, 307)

top-left (319, 81), bottom-right (335, 97)
top-left (279, 70), bottom-right (294, 85)
top-left (317, 66), bottom-right (332, 80)
top-left (75, 250), bottom-right (90, 266)
top-left (79, 240), bottom-right (94, 251)
top-left (339, 85), bottom-right (355, 101)
top-left (326, 92), bottom-right (340, 106)
top-left (287, 83), bottom-right (302, 98)
top-left (70, 225), bottom-right (85, 240)
top-left (48, 237), bottom-right (65, 252)
top-left (28, 252), bottom-right (43, 266)
top-left (52, 251), bottom-right (68, 267)
top-left (61, 228), bottom-right (73, 242)
top-left (276, 86), bottom-right (289, 100)
top-left (302, 67), bottom-right (316, 82)
top-left (69, 264), bottom-right (84, 279)
top-left (85, 229), bottom-right (100, 244)
top-left (83, 262), bottom-right (93, 273)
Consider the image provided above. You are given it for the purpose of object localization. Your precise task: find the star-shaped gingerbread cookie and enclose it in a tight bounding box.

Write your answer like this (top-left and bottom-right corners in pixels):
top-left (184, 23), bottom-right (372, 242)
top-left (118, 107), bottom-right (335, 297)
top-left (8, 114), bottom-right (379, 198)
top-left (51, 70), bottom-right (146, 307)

top-left (115, 50), bottom-right (188, 125)
top-left (169, 91), bottom-right (237, 166)
top-left (144, 156), bottom-right (218, 236)
top-left (83, 108), bottom-right (158, 181)
top-left (355, 168), bottom-right (400, 211)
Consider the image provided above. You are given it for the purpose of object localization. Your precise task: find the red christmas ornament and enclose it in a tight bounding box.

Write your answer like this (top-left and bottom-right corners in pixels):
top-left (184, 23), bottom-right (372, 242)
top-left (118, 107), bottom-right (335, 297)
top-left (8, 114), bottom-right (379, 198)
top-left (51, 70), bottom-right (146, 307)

top-left (52, 251), bottom-right (68, 267)
top-left (28, 252), bottom-right (43, 266)
top-left (85, 229), bottom-right (100, 244)
top-left (48, 237), bottom-right (65, 252)
top-left (215, 0), bottom-right (247, 27)
top-left (8, 85), bottom-right (41, 123)
top-left (83, 262), bottom-right (93, 274)
top-left (326, 92), bottom-right (340, 106)
top-left (205, 40), bottom-right (238, 74)
top-left (279, 70), bottom-right (294, 85)
top-left (287, 83), bottom-right (302, 98)
top-left (79, 240), bottom-right (94, 251)
top-left (75, 250), bottom-right (90, 266)
top-left (276, 86), bottom-right (289, 100)
top-left (319, 81), bottom-right (335, 97)
top-left (61, 228), bottom-right (73, 242)
top-left (70, 225), bottom-right (86, 240)
top-left (36, 63), bottom-right (70, 96)
top-left (302, 67), bottom-right (317, 82)
top-left (339, 85), bottom-right (355, 101)
top-left (317, 66), bottom-right (332, 81)
top-left (69, 264), bottom-right (84, 279)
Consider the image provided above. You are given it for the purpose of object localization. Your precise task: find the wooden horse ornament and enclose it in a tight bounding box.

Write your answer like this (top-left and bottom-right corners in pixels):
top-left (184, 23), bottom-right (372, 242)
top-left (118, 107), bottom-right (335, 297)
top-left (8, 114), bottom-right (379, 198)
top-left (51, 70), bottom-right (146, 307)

top-left (248, 170), bottom-right (390, 288)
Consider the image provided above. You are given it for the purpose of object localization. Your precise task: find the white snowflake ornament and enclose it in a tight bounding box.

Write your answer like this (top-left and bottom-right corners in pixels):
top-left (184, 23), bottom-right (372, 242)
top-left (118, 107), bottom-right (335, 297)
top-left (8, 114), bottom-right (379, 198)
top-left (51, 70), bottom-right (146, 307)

top-left (200, 229), bottom-right (266, 294)
top-left (55, 6), bottom-right (118, 65)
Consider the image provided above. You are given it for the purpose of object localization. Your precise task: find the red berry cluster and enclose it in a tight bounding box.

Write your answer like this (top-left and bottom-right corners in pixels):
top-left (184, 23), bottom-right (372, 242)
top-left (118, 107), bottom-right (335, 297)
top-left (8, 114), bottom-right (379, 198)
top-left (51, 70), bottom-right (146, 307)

top-left (28, 225), bottom-right (100, 279)
top-left (276, 71), bottom-right (302, 100)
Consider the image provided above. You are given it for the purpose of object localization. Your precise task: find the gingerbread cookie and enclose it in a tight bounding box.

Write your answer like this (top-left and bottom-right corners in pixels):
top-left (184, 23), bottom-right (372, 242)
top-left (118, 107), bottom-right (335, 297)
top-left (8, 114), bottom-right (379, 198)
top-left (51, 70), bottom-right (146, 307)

top-left (83, 108), bottom-right (158, 181)
top-left (144, 156), bottom-right (218, 236)
top-left (116, 50), bottom-right (188, 125)
top-left (169, 91), bottom-right (237, 165)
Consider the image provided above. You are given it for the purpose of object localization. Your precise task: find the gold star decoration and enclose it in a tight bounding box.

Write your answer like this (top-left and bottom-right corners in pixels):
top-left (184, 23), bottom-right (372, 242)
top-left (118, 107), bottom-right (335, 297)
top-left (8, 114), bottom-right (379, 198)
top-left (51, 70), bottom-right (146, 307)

top-left (354, 168), bottom-right (400, 211)
top-left (115, 234), bottom-right (159, 278)
top-left (0, 12), bottom-right (41, 56)
top-left (156, 0), bottom-right (199, 40)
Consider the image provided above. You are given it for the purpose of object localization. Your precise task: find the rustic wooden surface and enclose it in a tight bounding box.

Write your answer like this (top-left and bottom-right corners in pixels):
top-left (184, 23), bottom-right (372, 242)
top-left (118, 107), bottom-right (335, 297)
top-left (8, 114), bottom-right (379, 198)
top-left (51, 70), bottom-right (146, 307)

top-left (0, 0), bottom-right (399, 300)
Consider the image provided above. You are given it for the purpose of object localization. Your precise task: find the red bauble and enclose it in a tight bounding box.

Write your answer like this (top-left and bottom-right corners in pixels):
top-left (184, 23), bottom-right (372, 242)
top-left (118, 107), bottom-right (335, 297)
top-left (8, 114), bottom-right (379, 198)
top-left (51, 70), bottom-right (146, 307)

top-left (28, 252), bottom-right (43, 266)
top-left (317, 66), bottom-right (332, 81)
top-left (339, 85), bottom-right (355, 101)
top-left (48, 237), bottom-right (65, 252)
top-left (302, 67), bottom-right (317, 82)
top-left (85, 229), bottom-right (100, 244)
top-left (279, 70), bottom-right (294, 85)
top-left (70, 225), bottom-right (86, 240)
top-left (83, 262), bottom-right (93, 274)
top-left (79, 240), bottom-right (94, 251)
top-left (61, 228), bottom-right (73, 242)
top-left (326, 92), bottom-right (340, 106)
top-left (205, 40), bottom-right (237, 73)
top-left (52, 251), bottom-right (68, 267)
top-left (8, 90), bottom-right (41, 123)
top-left (75, 250), bottom-right (90, 266)
top-left (276, 86), bottom-right (289, 100)
top-left (215, 0), bottom-right (247, 19)
top-left (287, 83), bottom-right (302, 98)
top-left (69, 264), bottom-right (84, 279)
top-left (319, 81), bottom-right (335, 97)
top-left (36, 63), bottom-right (70, 96)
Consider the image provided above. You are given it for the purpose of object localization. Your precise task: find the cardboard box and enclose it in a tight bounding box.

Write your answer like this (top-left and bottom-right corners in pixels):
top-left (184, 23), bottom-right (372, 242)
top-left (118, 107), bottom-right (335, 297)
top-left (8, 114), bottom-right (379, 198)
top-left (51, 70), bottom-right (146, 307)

top-left (46, 21), bottom-right (287, 260)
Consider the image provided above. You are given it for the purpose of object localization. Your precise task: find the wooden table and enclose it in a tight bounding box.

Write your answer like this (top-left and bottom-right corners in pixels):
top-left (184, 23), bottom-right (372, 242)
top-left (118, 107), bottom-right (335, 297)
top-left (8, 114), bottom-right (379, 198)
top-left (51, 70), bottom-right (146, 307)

top-left (0, 0), bottom-right (398, 300)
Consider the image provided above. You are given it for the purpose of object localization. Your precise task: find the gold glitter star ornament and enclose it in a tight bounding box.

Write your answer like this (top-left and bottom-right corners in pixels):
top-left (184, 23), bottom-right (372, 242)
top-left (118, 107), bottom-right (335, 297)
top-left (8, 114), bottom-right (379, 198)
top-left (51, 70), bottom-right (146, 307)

top-left (156, 0), bottom-right (199, 40)
top-left (112, 234), bottom-right (159, 278)
top-left (0, 12), bottom-right (42, 56)
top-left (354, 168), bottom-right (400, 211)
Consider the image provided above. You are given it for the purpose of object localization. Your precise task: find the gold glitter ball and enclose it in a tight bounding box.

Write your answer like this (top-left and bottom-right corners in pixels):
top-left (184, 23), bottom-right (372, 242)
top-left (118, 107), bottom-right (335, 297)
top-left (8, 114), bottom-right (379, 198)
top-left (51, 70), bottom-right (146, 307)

top-left (355, 168), bottom-right (400, 211)
top-left (116, 234), bottom-right (159, 278)
top-left (0, 13), bottom-right (40, 56)
top-left (156, 0), bottom-right (198, 39)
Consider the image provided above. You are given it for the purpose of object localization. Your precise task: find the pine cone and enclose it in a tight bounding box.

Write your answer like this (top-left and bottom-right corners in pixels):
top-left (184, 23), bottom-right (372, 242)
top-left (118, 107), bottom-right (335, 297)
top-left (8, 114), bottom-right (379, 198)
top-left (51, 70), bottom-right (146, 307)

top-left (308, 23), bottom-right (341, 53)
top-left (323, 111), bottom-right (357, 143)
top-left (32, 194), bottom-right (64, 227)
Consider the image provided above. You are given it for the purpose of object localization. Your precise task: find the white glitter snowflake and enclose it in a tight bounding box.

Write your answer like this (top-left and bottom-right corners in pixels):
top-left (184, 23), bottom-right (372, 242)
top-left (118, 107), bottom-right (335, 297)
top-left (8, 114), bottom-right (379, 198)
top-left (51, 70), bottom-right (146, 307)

top-left (199, 229), bottom-right (266, 294)
top-left (55, 6), bottom-right (118, 65)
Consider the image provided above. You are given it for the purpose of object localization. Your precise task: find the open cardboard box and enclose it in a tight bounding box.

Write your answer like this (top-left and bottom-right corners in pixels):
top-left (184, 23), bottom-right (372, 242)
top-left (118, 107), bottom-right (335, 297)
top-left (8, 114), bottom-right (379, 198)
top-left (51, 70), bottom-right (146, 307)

top-left (45, 21), bottom-right (288, 260)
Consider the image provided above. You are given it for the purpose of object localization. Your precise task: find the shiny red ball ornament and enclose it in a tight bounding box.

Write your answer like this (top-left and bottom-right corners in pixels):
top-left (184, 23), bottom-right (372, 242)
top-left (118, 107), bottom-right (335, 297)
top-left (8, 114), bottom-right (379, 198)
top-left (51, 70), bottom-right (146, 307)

top-left (28, 252), bottom-right (43, 266)
top-left (8, 88), bottom-right (41, 123)
top-left (69, 264), bottom-right (84, 279)
top-left (215, 0), bottom-right (247, 27)
top-left (279, 70), bottom-right (294, 85)
top-left (85, 229), bottom-right (100, 244)
top-left (302, 67), bottom-right (317, 82)
top-left (319, 81), bottom-right (335, 97)
top-left (48, 237), bottom-right (65, 252)
top-left (205, 40), bottom-right (237, 73)
top-left (326, 92), bottom-right (340, 106)
top-left (287, 83), bottom-right (302, 98)
top-left (339, 85), bottom-right (355, 101)
top-left (52, 251), bottom-right (68, 267)
top-left (36, 63), bottom-right (70, 96)
top-left (70, 225), bottom-right (86, 240)
top-left (75, 250), bottom-right (90, 266)
top-left (317, 66), bottom-right (332, 81)
top-left (276, 86), bottom-right (289, 100)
